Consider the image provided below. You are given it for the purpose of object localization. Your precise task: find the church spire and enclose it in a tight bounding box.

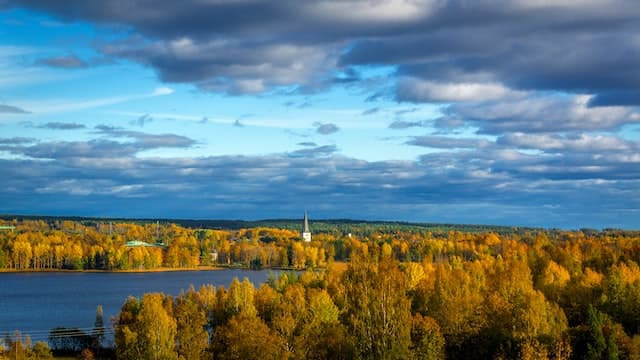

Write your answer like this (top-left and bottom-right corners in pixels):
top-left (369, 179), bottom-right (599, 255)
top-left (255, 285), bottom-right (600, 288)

top-left (303, 211), bottom-right (310, 232)
top-left (302, 211), bottom-right (311, 242)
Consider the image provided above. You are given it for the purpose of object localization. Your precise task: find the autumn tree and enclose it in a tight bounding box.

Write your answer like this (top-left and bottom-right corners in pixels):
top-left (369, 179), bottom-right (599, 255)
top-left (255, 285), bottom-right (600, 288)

top-left (91, 305), bottom-right (105, 353)
top-left (212, 315), bottom-right (288, 360)
top-left (410, 314), bottom-right (445, 360)
top-left (174, 289), bottom-right (208, 360)
top-left (115, 293), bottom-right (177, 360)
top-left (343, 254), bottom-right (412, 359)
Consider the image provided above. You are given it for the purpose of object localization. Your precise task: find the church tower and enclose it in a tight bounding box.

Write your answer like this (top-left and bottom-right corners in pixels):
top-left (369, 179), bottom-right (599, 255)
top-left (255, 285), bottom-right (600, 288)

top-left (302, 211), bottom-right (312, 242)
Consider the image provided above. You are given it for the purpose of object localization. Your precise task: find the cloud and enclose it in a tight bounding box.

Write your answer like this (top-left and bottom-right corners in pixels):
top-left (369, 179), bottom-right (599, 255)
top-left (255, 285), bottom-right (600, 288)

top-left (3, 0), bottom-right (640, 228)
top-left (497, 133), bottom-right (635, 153)
top-left (2, 0), bottom-right (638, 107)
top-left (288, 144), bottom-right (337, 158)
top-left (5, 126), bottom-right (199, 160)
top-left (441, 94), bottom-right (640, 134)
top-left (151, 86), bottom-right (174, 96)
top-left (0, 104), bottom-right (30, 114)
top-left (361, 107), bottom-right (380, 115)
top-left (315, 122), bottom-right (339, 135)
top-left (389, 120), bottom-right (427, 129)
top-left (9, 0), bottom-right (640, 104)
top-left (407, 135), bottom-right (492, 149)
top-left (0, 137), bottom-right (36, 145)
top-left (397, 78), bottom-right (523, 102)
top-left (37, 54), bottom-right (87, 69)
top-left (100, 36), bottom-right (337, 95)
top-left (38, 122), bottom-right (86, 130)
top-left (130, 114), bottom-right (153, 127)
top-left (94, 126), bottom-right (196, 149)
top-left (0, 148), bottom-right (637, 228)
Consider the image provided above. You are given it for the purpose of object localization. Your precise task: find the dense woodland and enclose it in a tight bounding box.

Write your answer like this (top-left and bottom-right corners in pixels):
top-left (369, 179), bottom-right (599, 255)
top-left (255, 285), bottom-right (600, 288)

top-left (2, 218), bottom-right (640, 359)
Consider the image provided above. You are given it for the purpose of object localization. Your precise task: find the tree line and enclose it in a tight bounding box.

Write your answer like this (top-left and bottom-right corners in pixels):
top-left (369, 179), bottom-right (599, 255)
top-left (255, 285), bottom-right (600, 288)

top-left (2, 218), bottom-right (640, 358)
top-left (1, 219), bottom-right (638, 273)
top-left (109, 233), bottom-right (640, 360)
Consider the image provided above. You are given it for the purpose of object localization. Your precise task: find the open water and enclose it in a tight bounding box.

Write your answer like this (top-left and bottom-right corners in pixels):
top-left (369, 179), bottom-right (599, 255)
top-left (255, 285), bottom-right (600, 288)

top-left (0, 269), bottom-right (274, 344)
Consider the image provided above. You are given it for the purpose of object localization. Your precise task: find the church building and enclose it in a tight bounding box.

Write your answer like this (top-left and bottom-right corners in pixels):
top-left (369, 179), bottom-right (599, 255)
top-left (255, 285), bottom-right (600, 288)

top-left (301, 211), bottom-right (311, 242)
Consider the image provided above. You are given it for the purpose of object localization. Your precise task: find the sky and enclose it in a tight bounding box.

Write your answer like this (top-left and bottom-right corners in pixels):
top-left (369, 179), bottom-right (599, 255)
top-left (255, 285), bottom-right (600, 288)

top-left (0, 0), bottom-right (639, 229)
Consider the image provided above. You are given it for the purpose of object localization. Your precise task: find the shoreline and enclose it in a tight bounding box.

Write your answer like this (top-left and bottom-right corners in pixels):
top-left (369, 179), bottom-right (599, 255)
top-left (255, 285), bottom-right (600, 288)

top-left (0, 266), bottom-right (226, 274)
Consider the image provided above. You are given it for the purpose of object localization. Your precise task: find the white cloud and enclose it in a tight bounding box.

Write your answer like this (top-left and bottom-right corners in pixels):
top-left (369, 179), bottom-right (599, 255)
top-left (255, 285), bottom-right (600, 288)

top-left (398, 78), bottom-right (525, 102)
top-left (308, 0), bottom-right (440, 23)
top-left (151, 86), bottom-right (175, 96)
top-left (498, 133), bottom-right (634, 152)
top-left (446, 94), bottom-right (640, 133)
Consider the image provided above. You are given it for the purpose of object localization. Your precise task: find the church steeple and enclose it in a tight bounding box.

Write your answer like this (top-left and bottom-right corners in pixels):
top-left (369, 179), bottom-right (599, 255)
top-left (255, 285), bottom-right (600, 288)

top-left (302, 211), bottom-right (311, 242)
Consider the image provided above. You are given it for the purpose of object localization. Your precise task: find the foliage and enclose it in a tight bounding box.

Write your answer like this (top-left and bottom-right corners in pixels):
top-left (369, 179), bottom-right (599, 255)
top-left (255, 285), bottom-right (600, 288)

top-left (4, 217), bottom-right (640, 359)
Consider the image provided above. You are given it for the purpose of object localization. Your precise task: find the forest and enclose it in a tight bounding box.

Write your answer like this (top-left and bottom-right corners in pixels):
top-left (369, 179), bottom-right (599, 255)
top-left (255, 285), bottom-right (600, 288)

top-left (1, 218), bottom-right (640, 359)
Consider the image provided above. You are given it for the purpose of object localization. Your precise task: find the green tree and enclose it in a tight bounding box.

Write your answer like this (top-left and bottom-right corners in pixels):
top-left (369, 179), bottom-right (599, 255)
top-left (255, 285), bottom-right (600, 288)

top-left (410, 314), bottom-right (445, 360)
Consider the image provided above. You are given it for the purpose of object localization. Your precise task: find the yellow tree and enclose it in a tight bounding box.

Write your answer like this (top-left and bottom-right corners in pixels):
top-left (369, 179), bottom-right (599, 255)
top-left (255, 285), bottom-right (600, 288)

top-left (12, 240), bottom-right (32, 269)
top-left (225, 278), bottom-right (257, 318)
top-left (174, 290), bottom-right (208, 360)
top-left (212, 314), bottom-right (288, 360)
top-left (343, 255), bottom-right (412, 360)
top-left (115, 293), bottom-right (177, 360)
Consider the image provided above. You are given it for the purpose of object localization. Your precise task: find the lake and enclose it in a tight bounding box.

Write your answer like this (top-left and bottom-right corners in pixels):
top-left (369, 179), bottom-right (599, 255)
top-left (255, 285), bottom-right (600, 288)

top-left (0, 269), bottom-right (275, 344)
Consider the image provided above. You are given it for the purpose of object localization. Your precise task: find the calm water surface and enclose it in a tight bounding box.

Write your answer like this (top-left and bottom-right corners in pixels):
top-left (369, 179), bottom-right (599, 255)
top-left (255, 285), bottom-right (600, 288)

top-left (0, 269), bottom-right (273, 343)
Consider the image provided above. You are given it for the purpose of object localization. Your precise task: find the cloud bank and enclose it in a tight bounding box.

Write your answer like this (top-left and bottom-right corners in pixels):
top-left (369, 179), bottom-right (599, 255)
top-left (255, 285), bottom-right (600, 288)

top-left (1, 0), bottom-right (639, 228)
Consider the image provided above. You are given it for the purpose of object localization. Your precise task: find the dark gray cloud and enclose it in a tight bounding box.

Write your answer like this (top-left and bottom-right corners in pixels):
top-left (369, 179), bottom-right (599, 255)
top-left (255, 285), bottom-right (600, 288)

top-left (38, 122), bottom-right (86, 130)
top-left (9, 0), bottom-right (640, 104)
top-left (37, 54), bottom-right (87, 69)
top-left (3, 0), bottom-right (640, 228)
top-left (0, 104), bottom-right (30, 114)
top-left (0, 146), bottom-right (637, 228)
top-left (315, 122), bottom-right (339, 135)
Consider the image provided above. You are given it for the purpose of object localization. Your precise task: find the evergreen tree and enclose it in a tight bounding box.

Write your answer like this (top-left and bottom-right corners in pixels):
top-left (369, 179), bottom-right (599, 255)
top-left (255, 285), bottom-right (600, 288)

top-left (585, 305), bottom-right (606, 360)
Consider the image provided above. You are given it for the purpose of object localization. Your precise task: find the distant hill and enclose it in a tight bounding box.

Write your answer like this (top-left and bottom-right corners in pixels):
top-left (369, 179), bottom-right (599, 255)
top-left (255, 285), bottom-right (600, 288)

top-left (0, 213), bottom-right (537, 235)
top-left (1, 213), bottom-right (635, 237)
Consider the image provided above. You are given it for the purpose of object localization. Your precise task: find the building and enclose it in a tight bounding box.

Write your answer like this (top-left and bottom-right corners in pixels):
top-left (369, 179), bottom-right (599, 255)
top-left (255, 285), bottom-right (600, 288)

top-left (301, 211), bottom-right (312, 242)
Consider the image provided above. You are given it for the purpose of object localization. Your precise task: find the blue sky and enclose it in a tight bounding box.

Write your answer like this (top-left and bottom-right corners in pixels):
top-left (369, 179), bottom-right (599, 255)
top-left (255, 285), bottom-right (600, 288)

top-left (0, 1), bottom-right (639, 229)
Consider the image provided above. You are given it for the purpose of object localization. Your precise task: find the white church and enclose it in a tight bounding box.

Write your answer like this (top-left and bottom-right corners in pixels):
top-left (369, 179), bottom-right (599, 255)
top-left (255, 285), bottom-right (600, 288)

top-left (301, 211), bottom-right (311, 242)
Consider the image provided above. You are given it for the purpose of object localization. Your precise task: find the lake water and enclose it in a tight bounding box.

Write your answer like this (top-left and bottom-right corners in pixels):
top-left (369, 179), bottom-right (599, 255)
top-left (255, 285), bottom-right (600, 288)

top-left (0, 269), bottom-right (274, 344)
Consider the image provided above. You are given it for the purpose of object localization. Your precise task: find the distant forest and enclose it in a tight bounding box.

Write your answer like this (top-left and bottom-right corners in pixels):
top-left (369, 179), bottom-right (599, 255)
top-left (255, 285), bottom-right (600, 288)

top-left (2, 216), bottom-right (640, 359)
top-left (0, 215), bottom-right (636, 271)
